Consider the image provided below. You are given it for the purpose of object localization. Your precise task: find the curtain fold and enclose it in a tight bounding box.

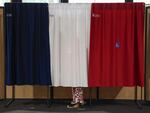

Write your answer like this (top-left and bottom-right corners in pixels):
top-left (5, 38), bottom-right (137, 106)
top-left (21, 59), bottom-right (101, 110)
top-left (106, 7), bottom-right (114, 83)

top-left (88, 3), bottom-right (144, 87)
top-left (5, 3), bottom-right (51, 85)
top-left (49, 4), bottom-right (91, 87)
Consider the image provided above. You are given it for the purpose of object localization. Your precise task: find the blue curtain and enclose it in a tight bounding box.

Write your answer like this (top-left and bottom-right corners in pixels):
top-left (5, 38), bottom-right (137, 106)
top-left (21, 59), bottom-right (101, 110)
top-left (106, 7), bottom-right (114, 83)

top-left (5, 3), bottom-right (51, 85)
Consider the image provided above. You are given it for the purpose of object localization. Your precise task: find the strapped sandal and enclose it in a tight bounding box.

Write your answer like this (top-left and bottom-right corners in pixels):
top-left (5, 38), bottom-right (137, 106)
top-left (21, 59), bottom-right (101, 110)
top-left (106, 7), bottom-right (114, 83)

top-left (67, 102), bottom-right (80, 109)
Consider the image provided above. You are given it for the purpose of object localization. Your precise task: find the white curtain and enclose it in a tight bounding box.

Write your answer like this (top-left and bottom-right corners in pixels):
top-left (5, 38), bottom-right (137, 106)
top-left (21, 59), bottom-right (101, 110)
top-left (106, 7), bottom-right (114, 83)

top-left (49, 4), bottom-right (91, 87)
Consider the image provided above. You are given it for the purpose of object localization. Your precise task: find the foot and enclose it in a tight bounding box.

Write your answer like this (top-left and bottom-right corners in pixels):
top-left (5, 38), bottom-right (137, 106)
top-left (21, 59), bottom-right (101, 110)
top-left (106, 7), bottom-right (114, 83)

top-left (71, 101), bottom-right (86, 106)
top-left (67, 102), bottom-right (80, 109)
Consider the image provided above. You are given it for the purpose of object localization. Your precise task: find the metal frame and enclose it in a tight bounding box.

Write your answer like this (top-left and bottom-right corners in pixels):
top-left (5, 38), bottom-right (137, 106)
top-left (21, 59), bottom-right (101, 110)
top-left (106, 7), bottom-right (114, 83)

top-left (2, 3), bottom-right (52, 107)
top-left (89, 5), bottom-right (146, 109)
top-left (1, 0), bottom-right (149, 109)
top-left (11, 0), bottom-right (21, 2)
top-left (61, 0), bottom-right (68, 3)
top-left (144, 6), bottom-right (150, 103)
top-left (125, 0), bottom-right (133, 2)
top-left (144, 6), bottom-right (148, 102)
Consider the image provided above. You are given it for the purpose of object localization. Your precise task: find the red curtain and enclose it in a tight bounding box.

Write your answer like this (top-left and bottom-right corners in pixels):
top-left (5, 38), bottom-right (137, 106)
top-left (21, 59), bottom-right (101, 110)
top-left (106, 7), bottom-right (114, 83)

top-left (88, 3), bottom-right (144, 87)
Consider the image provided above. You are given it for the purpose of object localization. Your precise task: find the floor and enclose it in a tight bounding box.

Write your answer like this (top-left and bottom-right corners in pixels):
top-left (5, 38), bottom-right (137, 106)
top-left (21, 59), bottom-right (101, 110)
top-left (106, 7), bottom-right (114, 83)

top-left (0, 100), bottom-right (150, 113)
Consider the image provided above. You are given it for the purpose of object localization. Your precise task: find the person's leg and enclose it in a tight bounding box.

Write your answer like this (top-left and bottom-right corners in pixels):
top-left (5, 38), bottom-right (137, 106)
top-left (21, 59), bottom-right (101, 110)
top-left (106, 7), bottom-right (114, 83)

top-left (67, 87), bottom-right (84, 108)
top-left (76, 88), bottom-right (84, 104)
top-left (74, 88), bottom-right (84, 104)
top-left (72, 87), bottom-right (77, 104)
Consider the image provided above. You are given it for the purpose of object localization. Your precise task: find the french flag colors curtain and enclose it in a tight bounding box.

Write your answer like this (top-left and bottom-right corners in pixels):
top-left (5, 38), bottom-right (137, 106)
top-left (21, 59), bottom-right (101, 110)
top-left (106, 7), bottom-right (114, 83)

top-left (88, 3), bottom-right (144, 87)
top-left (5, 3), bottom-right (51, 85)
top-left (49, 4), bottom-right (91, 87)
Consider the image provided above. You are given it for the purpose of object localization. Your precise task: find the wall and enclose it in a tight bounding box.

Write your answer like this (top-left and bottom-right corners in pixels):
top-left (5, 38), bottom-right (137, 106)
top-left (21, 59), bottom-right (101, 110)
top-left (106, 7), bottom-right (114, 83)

top-left (146, 7), bottom-right (150, 101)
top-left (0, 8), bottom-right (5, 99)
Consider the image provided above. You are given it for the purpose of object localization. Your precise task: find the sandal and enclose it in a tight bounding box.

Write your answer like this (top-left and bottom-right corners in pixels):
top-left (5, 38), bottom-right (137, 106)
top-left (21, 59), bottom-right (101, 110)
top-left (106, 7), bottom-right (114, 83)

top-left (67, 102), bottom-right (80, 109)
